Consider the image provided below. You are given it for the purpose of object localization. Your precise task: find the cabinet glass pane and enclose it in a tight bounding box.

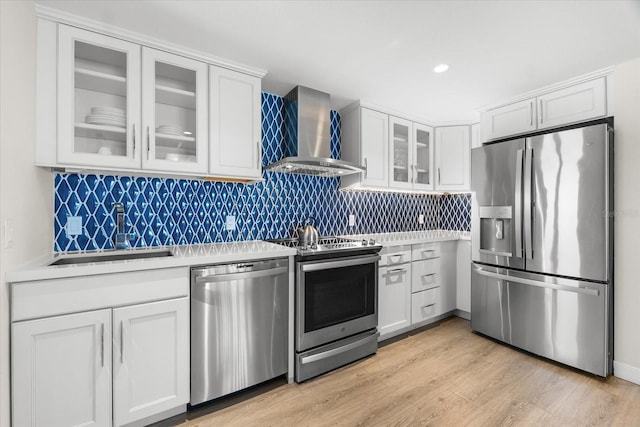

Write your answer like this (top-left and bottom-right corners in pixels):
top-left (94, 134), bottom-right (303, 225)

top-left (415, 128), bottom-right (430, 185)
top-left (153, 61), bottom-right (197, 163)
top-left (392, 122), bottom-right (410, 184)
top-left (73, 41), bottom-right (128, 157)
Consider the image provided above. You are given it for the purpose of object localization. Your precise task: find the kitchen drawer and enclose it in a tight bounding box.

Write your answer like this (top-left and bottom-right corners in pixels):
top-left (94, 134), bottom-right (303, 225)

top-left (411, 287), bottom-right (440, 324)
top-left (379, 246), bottom-right (412, 267)
top-left (411, 258), bottom-right (440, 293)
top-left (412, 243), bottom-right (440, 261)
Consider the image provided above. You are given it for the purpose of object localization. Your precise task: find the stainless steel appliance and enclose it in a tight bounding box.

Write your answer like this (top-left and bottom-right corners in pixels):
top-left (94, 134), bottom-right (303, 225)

top-left (264, 86), bottom-right (366, 177)
top-left (190, 258), bottom-right (288, 405)
top-left (471, 120), bottom-right (613, 376)
top-left (269, 237), bottom-right (382, 382)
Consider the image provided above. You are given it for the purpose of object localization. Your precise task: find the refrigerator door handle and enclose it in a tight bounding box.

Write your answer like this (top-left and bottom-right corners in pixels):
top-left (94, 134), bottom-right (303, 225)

top-left (474, 266), bottom-right (600, 297)
top-left (523, 148), bottom-right (533, 259)
top-left (514, 149), bottom-right (523, 258)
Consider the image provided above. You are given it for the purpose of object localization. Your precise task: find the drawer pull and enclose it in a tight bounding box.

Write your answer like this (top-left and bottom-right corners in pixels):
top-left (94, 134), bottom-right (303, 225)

top-left (388, 268), bottom-right (407, 274)
top-left (422, 250), bottom-right (437, 259)
top-left (421, 303), bottom-right (436, 309)
top-left (421, 273), bottom-right (436, 283)
top-left (389, 254), bottom-right (404, 264)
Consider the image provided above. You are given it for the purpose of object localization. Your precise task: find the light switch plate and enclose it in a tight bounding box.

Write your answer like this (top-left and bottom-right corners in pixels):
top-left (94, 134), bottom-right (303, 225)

top-left (348, 214), bottom-right (355, 227)
top-left (225, 215), bottom-right (236, 231)
top-left (66, 216), bottom-right (83, 236)
top-left (418, 214), bottom-right (425, 224)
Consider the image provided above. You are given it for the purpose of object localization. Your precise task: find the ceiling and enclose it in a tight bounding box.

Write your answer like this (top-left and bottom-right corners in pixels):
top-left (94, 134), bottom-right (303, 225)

top-left (36, 0), bottom-right (640, 123)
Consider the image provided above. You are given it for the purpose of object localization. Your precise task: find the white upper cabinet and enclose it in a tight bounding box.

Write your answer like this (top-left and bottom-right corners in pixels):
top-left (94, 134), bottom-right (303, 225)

top-left (209, 66), bottom-right (262, 180)
top-left (435, 126), bottom-right (470, 191)
top-left (389, 116), bottom-right (412, 189)
top-left (57, 25), bottom-right (142, 169)
top-left (481, 77), bottom-right (608, 141)
top-left (341, 106), bottom-right (389, 188)
top-left (412, 123), bottom-right (434, 191)
top-left (537, 78), bottom-right (606, 130)
top-left (142, 47), bottom-right (208, 174)
top-left (481, 99), bottom-right (536, 142)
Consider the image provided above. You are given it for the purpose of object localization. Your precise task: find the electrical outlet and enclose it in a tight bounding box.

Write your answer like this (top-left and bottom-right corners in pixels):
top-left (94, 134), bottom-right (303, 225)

top-left (225, 215), bottom-right (236, 231)
top-left (66, 216), bottom-right (83, 236)
top-left (348, 214), bottom-right (355, 227)
top-left (418, 214), bottom-right (425, 225)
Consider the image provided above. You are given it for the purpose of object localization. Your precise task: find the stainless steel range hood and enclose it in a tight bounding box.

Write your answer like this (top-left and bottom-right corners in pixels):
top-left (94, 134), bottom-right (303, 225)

top-left (264, 86), bottom-right (365, 177)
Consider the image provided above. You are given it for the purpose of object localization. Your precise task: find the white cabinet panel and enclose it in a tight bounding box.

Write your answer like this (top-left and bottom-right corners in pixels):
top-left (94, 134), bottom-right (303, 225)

top-left (456, 240), bottom-right (471, 313)
top-left (12, 310), bottom-right (112, 427)
top-left (439, 241), bottom-right (457, 313)
top-left (57, 24), bottom-right (141, 169)
top-left (538, 78), bottom-right (606, 130)
top-left (481, 99), bottom-right (536, 141)
top-left (113, 298), bottom-right (189, 426)
top-left (209, 65), bottom-right (262, 179)
top-left (361, 108), bottom-right (389, 187)
top-left (142, 47), bottom-right (208, 174)
top-left (435, 126), bottom-right (470, 191)
top-left (378, 263), bottom-right (412, 338)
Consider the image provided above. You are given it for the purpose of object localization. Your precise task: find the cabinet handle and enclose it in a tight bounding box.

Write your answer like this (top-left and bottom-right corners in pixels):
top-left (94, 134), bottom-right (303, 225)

top-left (132, 124), bottom-right (136, 155)
top-left (120, 321), bottom-right (124, 363)
top-left (539, 100), bottom-right (543, 124)
top-left (422, 250), bottom-right (437, 259)
top-left (389, 254), bottom-right (403, 264)
top-left (364, 157), bottom-right (368, 179)
top-left (421, 303), bottom-right (436, 310)
top-left (412, 164), bottom-right (416, 184)
top-left (388, 268), bottom-right (407, 274)
top-left (146, 126), bottom-right (150, 160)
top-left (438, 168), bottom-right (441, 185)
top-left (100, 323), bottom-right (104, 368)
top-left (529, 101), bottom-right (533, 126)
top-left (256, 141), bottom-right (260, 170)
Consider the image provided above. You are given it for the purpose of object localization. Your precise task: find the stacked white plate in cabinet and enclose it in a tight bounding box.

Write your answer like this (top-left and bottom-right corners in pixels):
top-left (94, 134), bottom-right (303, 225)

top-left (85, 106), bottom-right (125, 127)
top-left (156, 125), bottom-right (185, 136)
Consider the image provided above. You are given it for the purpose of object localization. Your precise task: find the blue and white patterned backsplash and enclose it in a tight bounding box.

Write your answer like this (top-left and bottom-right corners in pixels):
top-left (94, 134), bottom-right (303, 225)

top-left (53, 93), bottom-right (471, 253)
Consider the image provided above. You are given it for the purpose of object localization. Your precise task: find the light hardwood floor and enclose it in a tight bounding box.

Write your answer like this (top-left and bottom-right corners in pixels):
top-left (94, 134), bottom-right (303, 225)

top-left (174, 317), bottom-right (640, 426)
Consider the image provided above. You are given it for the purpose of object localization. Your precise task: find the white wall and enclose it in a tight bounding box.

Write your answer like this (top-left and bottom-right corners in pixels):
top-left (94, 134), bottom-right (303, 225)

top-left (613, 57), bottom-right (640, 383)
top-left (0, 1), bottom-right (54, 426)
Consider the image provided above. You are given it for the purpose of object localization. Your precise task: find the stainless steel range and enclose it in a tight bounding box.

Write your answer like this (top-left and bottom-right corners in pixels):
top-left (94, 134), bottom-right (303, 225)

top-left (268, 236), bottom-right (382, 382)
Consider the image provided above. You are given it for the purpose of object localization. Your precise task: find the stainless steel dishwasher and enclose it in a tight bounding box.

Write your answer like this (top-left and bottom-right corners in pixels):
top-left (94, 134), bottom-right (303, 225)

top-left (190, 258), bottom-right (289, 405)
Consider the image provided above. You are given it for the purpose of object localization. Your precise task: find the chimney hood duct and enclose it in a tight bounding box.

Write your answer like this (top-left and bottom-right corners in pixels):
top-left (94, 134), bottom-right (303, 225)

top-left (264, 86), bottom-right (365, 177)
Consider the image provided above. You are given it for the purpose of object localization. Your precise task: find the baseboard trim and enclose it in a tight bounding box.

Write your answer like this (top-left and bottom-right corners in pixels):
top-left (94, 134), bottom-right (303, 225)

top-left (454, 309), bottom-right (470, 320)
top-left (613, 360), bottom-right (640, 385)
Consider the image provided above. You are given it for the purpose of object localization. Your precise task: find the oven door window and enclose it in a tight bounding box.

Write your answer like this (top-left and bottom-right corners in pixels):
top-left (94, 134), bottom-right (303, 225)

top-left (304, 262), bottom-right (376, 333)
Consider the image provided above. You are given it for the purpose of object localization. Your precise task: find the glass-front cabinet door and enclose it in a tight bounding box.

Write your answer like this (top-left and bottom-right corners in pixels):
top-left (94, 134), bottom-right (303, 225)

top-left (413, 123), bottom-right (434, 190)
top-left (389, 116), bottom-right (412, 189)
top-left (57, 25), bottom-right (141, 169)
top-left (141, 48), bottom-right (208, 174)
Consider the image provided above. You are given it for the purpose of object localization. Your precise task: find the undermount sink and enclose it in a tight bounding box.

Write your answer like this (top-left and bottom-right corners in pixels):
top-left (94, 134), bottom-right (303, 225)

top-left (49, 249), bottom-right (174, 266)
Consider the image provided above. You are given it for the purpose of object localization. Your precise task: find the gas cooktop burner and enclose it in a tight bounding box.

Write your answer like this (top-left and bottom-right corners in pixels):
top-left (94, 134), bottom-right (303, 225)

top-left (267, 236), bottom-right (382, 258)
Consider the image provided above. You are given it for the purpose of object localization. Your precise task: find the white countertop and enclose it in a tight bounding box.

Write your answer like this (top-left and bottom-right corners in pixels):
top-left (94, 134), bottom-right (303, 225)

top-left (6, 241), bottom-right (297, 283)
top-left (345, 230), bottom-right (470, 247)
top-left (7, 230), bottom-right (470, 283)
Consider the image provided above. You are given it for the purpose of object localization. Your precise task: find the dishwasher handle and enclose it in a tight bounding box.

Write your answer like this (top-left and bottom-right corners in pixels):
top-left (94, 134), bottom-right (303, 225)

top-left (194, 266), bottom-right (288, 285)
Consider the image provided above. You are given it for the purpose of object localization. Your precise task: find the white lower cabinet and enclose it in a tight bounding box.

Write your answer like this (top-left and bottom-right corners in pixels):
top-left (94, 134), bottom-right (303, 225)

top-left (378, 247), bottom-right (412, 339)
top-left (410, 243), bottom-right (442, 325)
top-left (12, 310), bottom-right (113, 427)
top-left (411, 287), bottom-right (440, 323)
top-left (10, 268), bottom-right (190, 427)
top-left (113, 298), bottom-right (189, 426)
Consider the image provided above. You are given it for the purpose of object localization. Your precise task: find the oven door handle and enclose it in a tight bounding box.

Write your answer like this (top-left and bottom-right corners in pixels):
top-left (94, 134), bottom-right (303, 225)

top-left (300, 254), bottom-right (381, 272)
top-left (300, 331), bottom-right (380, 365)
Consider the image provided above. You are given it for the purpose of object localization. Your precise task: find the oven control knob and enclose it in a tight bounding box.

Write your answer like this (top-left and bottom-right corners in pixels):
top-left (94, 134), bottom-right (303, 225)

top-left (369, 238), bottom-right (376, 246)
top-left (362, 239), bottom-right (368, 246)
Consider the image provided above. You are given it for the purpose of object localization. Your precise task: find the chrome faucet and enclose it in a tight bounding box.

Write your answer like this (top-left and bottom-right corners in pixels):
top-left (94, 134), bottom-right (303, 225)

top-left (113, 202), bottom-right (136, 249)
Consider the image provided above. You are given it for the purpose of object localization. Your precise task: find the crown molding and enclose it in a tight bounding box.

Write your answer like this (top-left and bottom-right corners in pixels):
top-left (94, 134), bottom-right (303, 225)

top-left (35, 4), bottom-right (267, 78)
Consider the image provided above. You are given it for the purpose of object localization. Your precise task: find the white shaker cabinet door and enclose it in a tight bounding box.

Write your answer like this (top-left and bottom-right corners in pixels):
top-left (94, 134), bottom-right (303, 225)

top-left (361, 108), bottom-right (389, 187)
top-left (141, 47), bottom-right (209, 174)
top-left (12, 309), bottom-right (112, 427)
top-left (112, 297), bottom-right (189, 427)
top-left (435, 126), bottom-right (470, 191)
top-left (481, 99), bottom-right (537, 141)
top-left (209, 66), bottom-right (262, 179)
top-left (378, 263), bottom-right (412, 339)
top-left (57, 25), bottom-right (142, 169)
top-left (537, 78), bottom-right (606, 130)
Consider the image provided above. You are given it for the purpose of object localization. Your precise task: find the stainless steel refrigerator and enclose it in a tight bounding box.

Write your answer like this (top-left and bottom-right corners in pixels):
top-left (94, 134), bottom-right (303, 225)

top-left (470, 121), bottom-right (613, 376)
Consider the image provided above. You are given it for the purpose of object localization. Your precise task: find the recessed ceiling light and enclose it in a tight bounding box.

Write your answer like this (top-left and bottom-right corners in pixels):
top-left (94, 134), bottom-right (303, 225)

top-left (433, 64), bottom-right (449, 73)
